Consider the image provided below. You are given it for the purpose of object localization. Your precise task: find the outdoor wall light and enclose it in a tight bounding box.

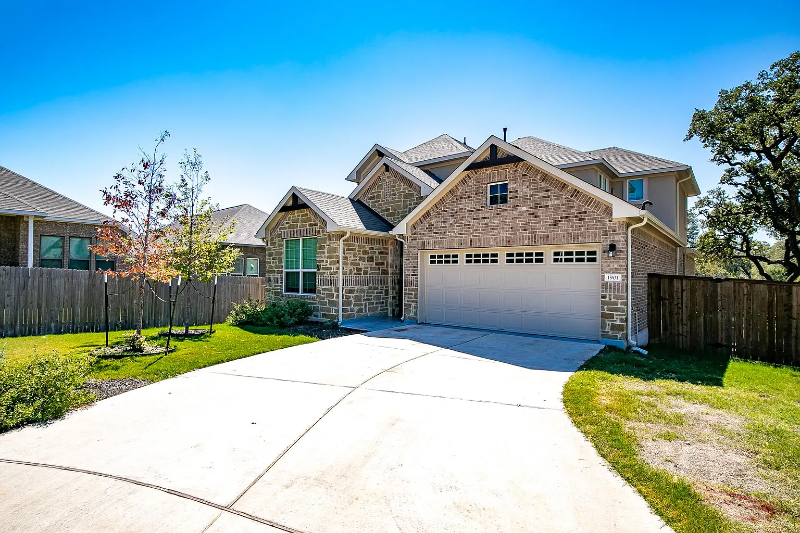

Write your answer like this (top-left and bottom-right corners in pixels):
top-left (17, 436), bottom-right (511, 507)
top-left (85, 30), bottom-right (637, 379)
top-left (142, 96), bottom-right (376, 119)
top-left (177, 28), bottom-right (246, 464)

top-left (607, 243), bottom-right (617, 257)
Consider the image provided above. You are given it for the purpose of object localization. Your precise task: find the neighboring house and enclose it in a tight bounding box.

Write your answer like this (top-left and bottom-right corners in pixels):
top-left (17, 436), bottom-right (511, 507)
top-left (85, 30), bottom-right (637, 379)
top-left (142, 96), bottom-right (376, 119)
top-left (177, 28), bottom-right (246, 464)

top-left (212, 204), bottom-right (268, 277)
top-left (0, 165), bottom-right (116, 271)
top-left (256, 133), bottom-right (700, 347)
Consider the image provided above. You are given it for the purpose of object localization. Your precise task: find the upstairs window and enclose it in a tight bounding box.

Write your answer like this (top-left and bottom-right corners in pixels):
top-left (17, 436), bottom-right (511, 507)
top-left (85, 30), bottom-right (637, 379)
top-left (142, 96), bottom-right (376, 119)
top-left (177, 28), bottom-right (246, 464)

top-left (40, 236), bottom-right (64, 268)
top-left (627, 178), bottom-right (644, 202)
top-left (488, 182), bottom-right (508, 206)
top-left (284, 237), bottom-right (317, 294)
top-left (69, 237), bottom-right (91, 270)
top-left (599, 173), bottom-right (609, 192)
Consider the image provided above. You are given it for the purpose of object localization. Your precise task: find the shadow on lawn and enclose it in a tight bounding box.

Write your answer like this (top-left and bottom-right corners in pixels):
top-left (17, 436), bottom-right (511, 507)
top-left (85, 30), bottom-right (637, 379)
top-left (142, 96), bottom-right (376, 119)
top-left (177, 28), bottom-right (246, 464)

top-left (581, 345), bottom-right (731, 386)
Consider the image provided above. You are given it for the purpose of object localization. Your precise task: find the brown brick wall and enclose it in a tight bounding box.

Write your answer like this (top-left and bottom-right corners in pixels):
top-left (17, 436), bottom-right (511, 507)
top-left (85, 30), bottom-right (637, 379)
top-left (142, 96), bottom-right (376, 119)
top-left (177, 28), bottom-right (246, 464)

top-left (16, 219), bottom-right (105, 270)
top-left (630, 228), bottom-right (678, 337)
top-left (263, 208), bottom-right (400, 320)
top-left (0, 215), bottom-right (21, 266)
top-left (230, 245), bottom-right (267, 277)
top-left (358, 167), bottom-right (425, 225)
top-left (403, 161), bottom-right (630, 343)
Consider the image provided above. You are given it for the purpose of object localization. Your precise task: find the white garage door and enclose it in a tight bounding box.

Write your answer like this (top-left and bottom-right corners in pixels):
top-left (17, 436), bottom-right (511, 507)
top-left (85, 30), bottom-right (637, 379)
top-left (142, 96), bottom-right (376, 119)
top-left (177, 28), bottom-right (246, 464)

top-left (421, 247), bottom-right (601, 340)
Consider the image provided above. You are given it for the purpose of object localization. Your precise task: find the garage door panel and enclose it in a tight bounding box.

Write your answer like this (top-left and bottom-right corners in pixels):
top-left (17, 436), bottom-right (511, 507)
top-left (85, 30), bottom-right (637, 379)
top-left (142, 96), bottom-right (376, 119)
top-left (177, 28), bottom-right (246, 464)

top-left (422, 249), bottom-right (600, 340)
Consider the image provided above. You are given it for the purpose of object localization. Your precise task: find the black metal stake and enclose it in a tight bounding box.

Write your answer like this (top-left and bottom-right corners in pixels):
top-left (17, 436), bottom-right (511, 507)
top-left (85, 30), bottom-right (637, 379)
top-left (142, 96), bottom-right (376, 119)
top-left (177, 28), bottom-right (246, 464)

top-left (104, 273), bottom-right (109, 347)
top-left (165, 280), bottom-right (174, 354)
top-left (209, 275), bottom-right (217, 334)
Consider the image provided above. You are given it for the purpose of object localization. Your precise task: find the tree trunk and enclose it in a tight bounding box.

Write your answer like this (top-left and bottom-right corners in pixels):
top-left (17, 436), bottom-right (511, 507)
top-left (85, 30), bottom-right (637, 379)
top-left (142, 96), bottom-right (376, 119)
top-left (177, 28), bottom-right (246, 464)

top-left (137, 277), bottom-right (145, 336)
top-left (184, 276), bottom-right (191, 334)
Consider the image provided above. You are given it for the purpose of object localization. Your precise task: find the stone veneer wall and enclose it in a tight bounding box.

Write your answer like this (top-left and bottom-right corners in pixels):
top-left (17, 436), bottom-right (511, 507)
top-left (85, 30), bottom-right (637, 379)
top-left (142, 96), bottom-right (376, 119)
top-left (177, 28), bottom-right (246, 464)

top-left (16, 220), bottom-right (104, 270)
top-left (0, 215), bottom-right (21, 266)
top-left (263, 208), bottom-right (400, 320)
top-left (358, 167), bottom-right (425, 225)
top-left (630, 228), bottom-right (678, 338)
top-left (402, 161), bottom-right (630, 343)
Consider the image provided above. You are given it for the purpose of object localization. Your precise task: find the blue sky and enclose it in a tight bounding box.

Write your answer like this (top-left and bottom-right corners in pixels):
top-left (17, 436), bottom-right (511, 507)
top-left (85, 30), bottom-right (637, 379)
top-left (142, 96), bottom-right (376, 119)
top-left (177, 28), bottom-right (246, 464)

top-left (2, 1), bottom-right (799, 216)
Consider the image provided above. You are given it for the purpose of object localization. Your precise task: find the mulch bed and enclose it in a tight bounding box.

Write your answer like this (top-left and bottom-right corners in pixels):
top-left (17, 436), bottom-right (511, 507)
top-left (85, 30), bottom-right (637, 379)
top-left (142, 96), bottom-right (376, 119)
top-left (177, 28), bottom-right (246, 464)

top-left (283, 322), bottom-right (363, 340)
top-left (157, 329), bottom-right (211, 337)
top-left (83, 378), bottom-right (152, 401)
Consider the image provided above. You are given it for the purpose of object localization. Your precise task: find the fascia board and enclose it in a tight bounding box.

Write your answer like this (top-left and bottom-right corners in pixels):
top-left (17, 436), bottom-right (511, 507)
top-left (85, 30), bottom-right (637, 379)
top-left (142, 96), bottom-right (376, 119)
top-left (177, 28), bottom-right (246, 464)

top-left (349, 157), bottom-right (433, 200)
top-left (255, 186), bottom-right (341, 239)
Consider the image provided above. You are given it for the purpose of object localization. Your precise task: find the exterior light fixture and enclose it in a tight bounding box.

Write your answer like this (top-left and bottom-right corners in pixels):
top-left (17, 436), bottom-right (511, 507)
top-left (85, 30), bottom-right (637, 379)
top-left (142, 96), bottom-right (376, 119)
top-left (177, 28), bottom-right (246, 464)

top-left (607, 243), bottom-right (617, 257)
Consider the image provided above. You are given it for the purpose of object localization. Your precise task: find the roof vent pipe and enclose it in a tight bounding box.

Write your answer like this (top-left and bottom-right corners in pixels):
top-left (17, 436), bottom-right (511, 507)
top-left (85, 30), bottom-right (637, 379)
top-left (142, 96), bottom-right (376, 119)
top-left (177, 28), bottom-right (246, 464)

top-left (503, 128), bottom-right (507, 142)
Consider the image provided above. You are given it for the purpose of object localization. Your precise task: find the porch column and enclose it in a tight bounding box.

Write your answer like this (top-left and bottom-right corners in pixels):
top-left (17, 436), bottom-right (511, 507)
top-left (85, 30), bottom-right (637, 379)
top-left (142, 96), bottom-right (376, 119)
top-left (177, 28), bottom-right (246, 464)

top-left (26, 216), bottom-right (34, 268)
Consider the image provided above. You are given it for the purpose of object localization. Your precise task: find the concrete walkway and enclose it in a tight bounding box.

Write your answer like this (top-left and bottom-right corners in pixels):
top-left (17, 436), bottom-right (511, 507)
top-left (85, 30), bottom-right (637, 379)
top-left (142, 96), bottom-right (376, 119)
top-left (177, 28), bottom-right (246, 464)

top-left (0, 325), bottom-right (670, 533)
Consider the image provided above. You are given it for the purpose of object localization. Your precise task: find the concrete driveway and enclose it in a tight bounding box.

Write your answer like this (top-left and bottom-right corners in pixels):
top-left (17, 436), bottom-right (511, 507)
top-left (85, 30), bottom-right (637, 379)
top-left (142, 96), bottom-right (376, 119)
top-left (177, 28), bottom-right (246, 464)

top-left (0, 325), bottom-right (669, 533)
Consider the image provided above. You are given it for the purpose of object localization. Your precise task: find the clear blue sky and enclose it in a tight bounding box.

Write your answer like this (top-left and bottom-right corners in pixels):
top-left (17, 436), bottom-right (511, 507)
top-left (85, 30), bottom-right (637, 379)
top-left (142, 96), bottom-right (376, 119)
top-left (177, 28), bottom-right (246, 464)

top-left (2, 1), bottom-right (799, 216)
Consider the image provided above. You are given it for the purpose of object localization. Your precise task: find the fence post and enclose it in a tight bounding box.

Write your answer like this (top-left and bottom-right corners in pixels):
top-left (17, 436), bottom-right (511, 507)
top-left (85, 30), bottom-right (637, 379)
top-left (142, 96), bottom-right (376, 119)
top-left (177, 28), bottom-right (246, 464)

top-left (104, 272), bottom-right (109, 347)
top-left (210, 275), bottom-right (217, 333)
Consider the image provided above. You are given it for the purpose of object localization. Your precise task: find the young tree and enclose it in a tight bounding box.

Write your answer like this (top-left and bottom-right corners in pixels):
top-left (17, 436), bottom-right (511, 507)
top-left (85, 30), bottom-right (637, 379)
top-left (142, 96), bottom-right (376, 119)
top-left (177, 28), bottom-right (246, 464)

top-left (169, 149), bottom-right (240, 334)
top-left (93, 131), bottom-right (175, 335)
top-left (686, 51), bottom-right (800, 281)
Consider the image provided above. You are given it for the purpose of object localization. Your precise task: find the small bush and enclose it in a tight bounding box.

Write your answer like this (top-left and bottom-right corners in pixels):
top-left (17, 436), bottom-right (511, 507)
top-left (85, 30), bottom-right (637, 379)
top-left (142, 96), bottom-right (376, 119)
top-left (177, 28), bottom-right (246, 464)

top-left (124, 332), bottom-right (147, 353)
top-left (0, 352), bottom-right (94, 431)
top-left (227, 298), bottom-right (313, 328)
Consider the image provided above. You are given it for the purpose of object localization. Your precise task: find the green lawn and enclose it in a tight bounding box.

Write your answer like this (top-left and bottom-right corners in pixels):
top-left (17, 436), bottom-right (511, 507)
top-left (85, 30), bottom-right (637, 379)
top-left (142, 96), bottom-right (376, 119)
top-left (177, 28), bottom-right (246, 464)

top-left (0, 324), bottom-right (318, 382)
top-left (564, 346), bottom-right (800, 533)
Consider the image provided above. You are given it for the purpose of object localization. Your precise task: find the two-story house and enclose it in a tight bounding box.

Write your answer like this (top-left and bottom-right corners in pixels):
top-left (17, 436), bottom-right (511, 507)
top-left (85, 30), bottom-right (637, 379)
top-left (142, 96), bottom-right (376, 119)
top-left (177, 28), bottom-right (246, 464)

top-left (256, 133), bottom-right (699, 347)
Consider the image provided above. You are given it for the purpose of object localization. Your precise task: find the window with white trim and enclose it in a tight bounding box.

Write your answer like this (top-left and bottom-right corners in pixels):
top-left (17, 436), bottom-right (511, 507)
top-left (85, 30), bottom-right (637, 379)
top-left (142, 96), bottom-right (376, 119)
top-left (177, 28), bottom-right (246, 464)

top-left (599, 173), bottom-right (609, 192)
top-left (505, 251), bottom-right (544, 264)
top-left (429, 253), bottom-right (459, 265)
top-left (487, 182), bottom-right (508, 206)
top-left (465, 252), bottom-right (498, 264)
top-left (284, 238), bottom-right (317, 294)
top-left (231, 256), bottom-right (244, 275)
top-left (552, 250), bottom-right (598, 263)
top-left (245, 258), bottom-right (260, 276)
top-left (627, 178), bottom-right (644, 202)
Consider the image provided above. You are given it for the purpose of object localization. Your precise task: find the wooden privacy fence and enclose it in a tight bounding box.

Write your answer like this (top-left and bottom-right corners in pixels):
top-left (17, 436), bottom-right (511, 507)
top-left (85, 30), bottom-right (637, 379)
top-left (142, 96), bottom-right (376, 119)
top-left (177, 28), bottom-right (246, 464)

top-left (648, 274), bottom-right (799, 366)
top-left (0, 266), bottom-right (265, 338)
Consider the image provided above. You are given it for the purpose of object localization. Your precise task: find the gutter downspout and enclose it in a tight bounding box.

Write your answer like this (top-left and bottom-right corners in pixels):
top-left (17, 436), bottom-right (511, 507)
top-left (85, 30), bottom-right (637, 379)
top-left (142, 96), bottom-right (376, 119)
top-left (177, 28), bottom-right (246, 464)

top-left (338, 231), bottom-right (351, 324)
top-left (676, 176), bottom-right (691, 274)
top-left (395, 235), bottom-right (407, 321)
top-left (628, 215), bottom-right (649, 350)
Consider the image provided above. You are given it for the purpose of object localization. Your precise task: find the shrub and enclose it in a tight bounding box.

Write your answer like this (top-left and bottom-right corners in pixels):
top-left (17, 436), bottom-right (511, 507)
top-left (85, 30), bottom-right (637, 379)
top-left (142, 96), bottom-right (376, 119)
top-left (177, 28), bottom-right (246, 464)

top-left (124, 332), bottom-right (147, 353)
top-left (0, 352), bottom-right (94, 432)
top-left (227, 298), bottom-right (313, 328)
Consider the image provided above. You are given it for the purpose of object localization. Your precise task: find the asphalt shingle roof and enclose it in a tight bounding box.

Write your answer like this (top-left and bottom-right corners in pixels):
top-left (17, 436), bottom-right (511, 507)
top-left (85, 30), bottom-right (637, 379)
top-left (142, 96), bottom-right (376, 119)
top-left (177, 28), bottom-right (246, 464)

top-left (212, 204), bottom-right (269, 246)
top-left (297, 187), bottom-right (392, 233)
top-left (586, 147), bottom-right (685, 174)
top-left (390, 158), bottom-right (442, 189)
top-left (0, 165), bottom-right (109, 221)
top-left (510, 137), bottom-right (594, 166)
top-left (400, 134), bottom-right (472, 164)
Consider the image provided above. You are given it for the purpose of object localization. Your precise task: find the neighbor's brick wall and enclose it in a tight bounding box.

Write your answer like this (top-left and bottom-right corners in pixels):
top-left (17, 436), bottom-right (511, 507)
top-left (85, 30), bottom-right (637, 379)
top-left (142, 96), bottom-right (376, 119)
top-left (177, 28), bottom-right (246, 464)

top-left (263, 208), bottom-right (400, 320)
top-left (17, 220), bottom-right (103, 269)
top-left (0, 215), bottom-right (21, 266)
top-left (630, 227), bottom-right (678, 334)
top-left (685, 253), bottom-right (696, 276)
top-left (358, 167), bottom-right (425, 225)
top-left (403, 160), bottom-right (630, 343)
top-left (231, 245), bottom-right (267, 277)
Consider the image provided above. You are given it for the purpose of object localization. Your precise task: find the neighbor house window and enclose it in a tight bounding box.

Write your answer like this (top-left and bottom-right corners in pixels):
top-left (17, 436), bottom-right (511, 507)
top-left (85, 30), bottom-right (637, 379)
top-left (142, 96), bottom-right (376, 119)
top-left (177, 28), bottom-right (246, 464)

top-left (505, 251), bottom-right (544, 264)
top-left (40, 236), bottom-right (64, 268)
top-left (245, 258), bottom-right (260, 276)
top-left (95, 254), bottom-right (115, 272)
top-left (627, 178), bottom-right (644, 202)
top-left (231, 256), bottom-right (245, 275)
top-left (553, 250), bottom-right (598, 263)
top-left (488, 182), bottom-right (508, 206)
top-left (68, 237), bottom-right (91, 270)
top-left (284, 238), bottom-right (316, 294)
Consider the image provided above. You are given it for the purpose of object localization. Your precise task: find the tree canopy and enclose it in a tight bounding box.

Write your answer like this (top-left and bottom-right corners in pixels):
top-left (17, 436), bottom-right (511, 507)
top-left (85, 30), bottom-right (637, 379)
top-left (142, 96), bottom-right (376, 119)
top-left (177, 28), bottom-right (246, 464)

top-left (687, 51), bottom-right (800, 281)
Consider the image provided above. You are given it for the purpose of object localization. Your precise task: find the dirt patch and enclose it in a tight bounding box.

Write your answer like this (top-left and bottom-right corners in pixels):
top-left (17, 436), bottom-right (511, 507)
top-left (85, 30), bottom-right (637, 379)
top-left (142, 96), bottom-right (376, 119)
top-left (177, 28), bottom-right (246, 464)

top-left (699, 486), bottom-right (777, 524)
top-left (83, 378), bottom-right (152, 401)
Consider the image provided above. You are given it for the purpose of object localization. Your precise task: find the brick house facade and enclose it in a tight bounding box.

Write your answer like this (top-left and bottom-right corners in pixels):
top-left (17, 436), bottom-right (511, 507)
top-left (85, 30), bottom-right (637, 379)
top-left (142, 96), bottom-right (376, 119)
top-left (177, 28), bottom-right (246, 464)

top-left (258, 133), bottom-right (699, 347)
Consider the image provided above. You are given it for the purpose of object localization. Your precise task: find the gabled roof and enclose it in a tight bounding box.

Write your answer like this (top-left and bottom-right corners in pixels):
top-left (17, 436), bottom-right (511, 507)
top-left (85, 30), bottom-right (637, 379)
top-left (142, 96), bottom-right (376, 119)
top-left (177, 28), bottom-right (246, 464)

top-left (401, 134), bottom-right (473, 164)
top-left (212, 204), bottom-right (269, 247)
top-left (392, 136), bottom-right (647, 235)
top-left (349, 157), bottom-right (438, 201)
top-left (0, 165), bottom-right (109, 222)
top-left (586, 147), bottom-right (685, 174)
top-left (347, 134), bottom-right (473, 182)
top-left (256, 186), bottom-right (393, 238)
